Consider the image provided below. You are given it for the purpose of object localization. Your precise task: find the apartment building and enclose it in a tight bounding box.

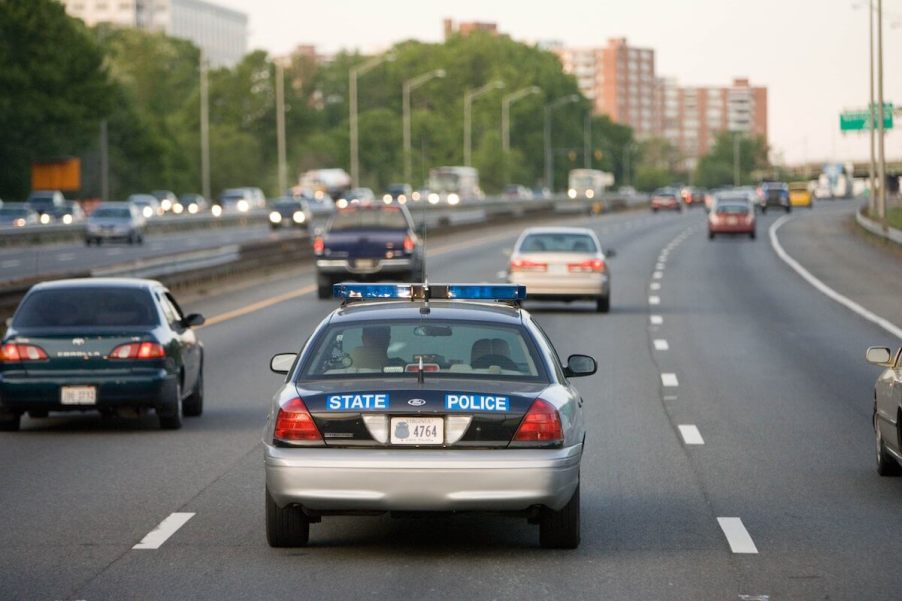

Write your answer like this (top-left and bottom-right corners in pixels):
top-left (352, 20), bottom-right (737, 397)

top-left (443, 19), bottom-right (499, 40)
top-left (61, 0), bottom-right (248, 67)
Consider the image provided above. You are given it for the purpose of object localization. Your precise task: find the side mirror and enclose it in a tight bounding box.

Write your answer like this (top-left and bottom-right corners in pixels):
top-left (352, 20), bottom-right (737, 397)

top-left (604, 248), bottom-right (616, 258)
top-left (865, 346), bottom-right (893, 366)
top-left (564, 354), bottom-right (597, 378)
top-left (183, 313), bottom-right (205, 328)
top-left (270, 352), bottom-right (297, 374)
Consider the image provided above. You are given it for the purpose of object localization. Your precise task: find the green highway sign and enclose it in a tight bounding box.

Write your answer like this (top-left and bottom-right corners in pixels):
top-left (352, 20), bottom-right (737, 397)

top-left (840, 103), bottom-right (893, 131)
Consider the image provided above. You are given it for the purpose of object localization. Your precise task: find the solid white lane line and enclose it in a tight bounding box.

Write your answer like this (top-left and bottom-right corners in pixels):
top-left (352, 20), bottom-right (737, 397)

top-left (661, 373), bottom-right (679, 387)
top-left (717, 517), bottom-right (758, 554)
top-left (133, 512), bottom-right (195, 550)
top-left (653, 271), bottom-right (663, 279)
top-left (770, 216), bottom-right (902, 339)
top-left (649, 296), bottom-right (661, 305)
top-left (650, 282), bottom-right (662, 291)
top-left (653, 339), bottom-right (669, 350)
top-left (1, 259), bottom-right (20, 268)
top-left (650, 315), bottom-right (663, 325)
top-left (678, 424), bottom-right (704, 445)
top-left (56, 253), bottom-right (74, 261)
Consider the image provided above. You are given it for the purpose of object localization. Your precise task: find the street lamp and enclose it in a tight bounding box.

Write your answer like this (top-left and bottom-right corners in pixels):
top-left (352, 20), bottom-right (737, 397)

top-left (622, 141), bottom-right (637, 187)
top-left (274, 57), bottom-right (289, 196)
top-left (349, 52), bottom-right (395, 187)
top-left (403, 68), bottom-right (445, 186)
top-left (502, 86), bottom-right (541, 153)
top-left (464, 80), bottom-right (504, 166)
top-left (544, 94), bottom-right (580, 192)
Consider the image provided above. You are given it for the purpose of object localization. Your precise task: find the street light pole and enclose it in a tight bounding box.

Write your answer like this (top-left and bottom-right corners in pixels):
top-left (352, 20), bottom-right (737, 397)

top-left (349, 53), bottom-right (394, 188)
top-left (199, 50), bottom-right (210, 201)
top-left (502, 86), bottom-right (541, 153)
top-left (464, 80), bottom-right (504, 167)
top-left (403, 68), bottom-right (445, 186)
top-left (868, 0), bottom-right (877, 215)
top-left (543, 94), bottom-right (580, 192)
top-left (584, 113), bottom-right (592, 169)
top-left (876, 0), bottom-right (887, 220)
top-left (275, 59), bottom-right (287, 196)
top-left (100, 120), bottom-right (109, 202)
top-left (733, 132), bottom-right (741, 186)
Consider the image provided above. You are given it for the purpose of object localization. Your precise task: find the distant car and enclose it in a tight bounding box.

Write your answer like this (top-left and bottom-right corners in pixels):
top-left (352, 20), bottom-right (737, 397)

top-left (128, 194), bottom-right (163, 219)
top-left (262, 282), bottom-right (595, 549)
top-left (27, 190), bottom-right (67, 224)
top-left (708, 194), bottom-right (756, 240)
top-left (151, 190), bottom-right (179, 213)
top-left (650, 188), bottom-right (682, 212)
top-left (384, 184), bottom-right (412, 204)
top-left (788, 182), bottom-right (813, 209)
top-left (507, 226), bottom-right (613, 313)
top-left (179, 193), bottom-right (209, 215)
top-left (0, 204), bottom-right (38, 228)
top-left (867, 346), bottom-right (902, 476)
top-left (219, 188), bottom-right (265, 213)
top-left (757, 182), bottom-right (791, 213)
top-left (336, 188), bottom-right (375, 209)
top-left (57, 201), bottom-right (84, 225)
top-left (313, 203), bottom-right (423, 299)
top-left (503, 185), bottom-right (534, 201)
top-left (85, 203), bottom-right (146, 245)
top-left (269, 198), bottom-right (308, 230)
top-left (0, 278), bottom-right (205, 431)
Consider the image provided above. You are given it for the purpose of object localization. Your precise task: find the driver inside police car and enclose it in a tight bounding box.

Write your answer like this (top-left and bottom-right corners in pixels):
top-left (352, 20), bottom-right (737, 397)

top-left (349, 325), bottom-right (391, 369)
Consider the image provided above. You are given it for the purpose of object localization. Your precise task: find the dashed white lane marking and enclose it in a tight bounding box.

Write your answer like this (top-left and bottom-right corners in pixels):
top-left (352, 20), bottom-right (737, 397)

top-left (655, 262), bottom-right (665, 270)
top-left (650, 315), bottom-right (663, 325)
top-left (105, 249), bottom-right (121, 256)
top-left (653, 271), bottom-right (663, 279)
top-left (717, 517), bottom-right (758, 554)
top-left (770, 216), bottom-right (902, 339)
top-left (649, 296), bottom-right (661, 305)
top-left (678, 424), bottom-right (704, 445)
top-left (663, 395), bottom-right (678, 401)
top-left (650, 282), bottom-right (662, 291)
top-left (1, 259), bottom-right (20, 268)
top-left (653, 339), bottom-right (669, 350)
top-left (133, 512), bottom-right (195, 550)
top-left (151, 243), bottom-right (165, 250)
top-left (661, 373), bottom-right (679, 387)
top-left (56, 253), bottom-right (74, 262)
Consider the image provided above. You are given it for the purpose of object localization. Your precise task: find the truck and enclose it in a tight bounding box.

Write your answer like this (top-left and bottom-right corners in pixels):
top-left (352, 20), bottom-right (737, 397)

top-left (298, 169), bottom-right (352, 200)
top-left (427, 166), bottom-right (482, 205)
top-left (567, 169), bottom-right (614, 200)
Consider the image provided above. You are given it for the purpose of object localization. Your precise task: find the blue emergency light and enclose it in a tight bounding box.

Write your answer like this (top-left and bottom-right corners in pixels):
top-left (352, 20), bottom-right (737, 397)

top-left (333, 283), bottom-right (526, 302)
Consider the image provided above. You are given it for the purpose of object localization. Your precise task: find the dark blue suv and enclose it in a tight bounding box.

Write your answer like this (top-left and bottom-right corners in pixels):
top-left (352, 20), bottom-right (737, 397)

top-left (313, 204), bottom-right (423, 299)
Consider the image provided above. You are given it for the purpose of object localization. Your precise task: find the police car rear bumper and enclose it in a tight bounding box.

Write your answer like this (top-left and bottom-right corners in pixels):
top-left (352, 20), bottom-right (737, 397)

top-left (316, 258), bottom-right (414, 275)
top-left (264, 443), bottom-right (581, 513)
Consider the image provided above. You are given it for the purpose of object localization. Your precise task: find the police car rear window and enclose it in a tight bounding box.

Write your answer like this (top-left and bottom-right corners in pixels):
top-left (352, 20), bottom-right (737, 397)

top-left (300, 320), bottom-right (545, 380)
top-left (330, 208), bottom-right (408, 231)
top-left (14, 288), bottom-right (159, 328)
top-left (519, 233), bottom-right (597, 253)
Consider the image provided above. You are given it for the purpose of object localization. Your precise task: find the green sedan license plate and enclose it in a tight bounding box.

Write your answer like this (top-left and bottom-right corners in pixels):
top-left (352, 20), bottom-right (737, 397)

top-left (61, 385), bottom-right (96, 405)
top-left (390, 417), bottom-right (443, 445)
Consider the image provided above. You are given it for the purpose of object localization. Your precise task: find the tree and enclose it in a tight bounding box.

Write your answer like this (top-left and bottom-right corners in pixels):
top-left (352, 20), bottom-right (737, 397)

top-left (0, 0), bottom-right (114, 198)
top-left (695, 132), bottom-right (769, 188)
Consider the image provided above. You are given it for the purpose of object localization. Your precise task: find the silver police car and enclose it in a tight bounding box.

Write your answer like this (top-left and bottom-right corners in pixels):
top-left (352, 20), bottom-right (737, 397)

top-left (263, 283), bottom-right (595, 548)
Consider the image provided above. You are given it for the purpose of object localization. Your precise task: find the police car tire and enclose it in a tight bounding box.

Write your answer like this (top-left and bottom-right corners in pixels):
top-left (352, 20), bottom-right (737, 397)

top-left (539, 483), bottom-right (580, 549)
top-left (266, 488), bottom-right (310, 547)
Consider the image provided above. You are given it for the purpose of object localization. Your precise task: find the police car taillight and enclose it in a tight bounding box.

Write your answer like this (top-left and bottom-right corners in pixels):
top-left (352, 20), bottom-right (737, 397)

top-left (313, 237), bottom-right (325, 255)
top-left (274, 397), bottom-right (322, 442)
top-left (513, 399), bottom-right (563, 443)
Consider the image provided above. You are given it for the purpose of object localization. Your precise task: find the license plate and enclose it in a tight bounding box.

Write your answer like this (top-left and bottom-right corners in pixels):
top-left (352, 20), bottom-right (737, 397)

top-left (727, 217), bottom-right (738, 225)
top-left (549, 263), bottom-right (567, 274)
top-left (356, 259), bottom-right (376, 268)
top-left (390, 417), bottom-right (443, 445)
top-left (61, 385), bottom-right (96, 405)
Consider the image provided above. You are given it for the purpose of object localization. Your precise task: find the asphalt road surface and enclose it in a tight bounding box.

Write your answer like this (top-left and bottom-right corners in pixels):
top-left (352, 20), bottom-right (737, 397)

top-left (1, 202), bottom-right (900, 601)
top-left (0, 224), bottom-right (303, 282)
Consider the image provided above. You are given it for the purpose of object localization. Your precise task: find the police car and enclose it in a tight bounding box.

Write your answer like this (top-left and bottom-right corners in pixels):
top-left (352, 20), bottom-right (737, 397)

top-left (264, 283), bottom-right (596, 548)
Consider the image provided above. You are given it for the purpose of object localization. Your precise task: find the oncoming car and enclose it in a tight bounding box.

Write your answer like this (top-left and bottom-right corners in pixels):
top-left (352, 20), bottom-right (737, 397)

top-left (263, 283), bottom-right (596, 549)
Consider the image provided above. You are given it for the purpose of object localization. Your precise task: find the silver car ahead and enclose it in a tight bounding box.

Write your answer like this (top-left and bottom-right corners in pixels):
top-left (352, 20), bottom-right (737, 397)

top-left (263, 284), bottom-right (596, 549)
top-left (868, 346), bottom-right (902, 476)
top-left (507, 226), bottom-right (613, 313)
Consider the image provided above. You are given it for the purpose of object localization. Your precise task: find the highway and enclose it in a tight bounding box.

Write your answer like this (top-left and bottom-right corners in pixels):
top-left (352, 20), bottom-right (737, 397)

top-left (1, 202), bottom-right (900, 600)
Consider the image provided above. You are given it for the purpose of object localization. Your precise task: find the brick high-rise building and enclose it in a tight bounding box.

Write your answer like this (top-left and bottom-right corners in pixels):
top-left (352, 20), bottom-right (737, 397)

top-left (443, 19), bottom-right (498, 40)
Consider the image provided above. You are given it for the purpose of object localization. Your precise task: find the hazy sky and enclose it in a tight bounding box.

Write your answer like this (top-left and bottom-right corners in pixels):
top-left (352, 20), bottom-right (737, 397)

top-left (217, 0), bottom-right (902, 164)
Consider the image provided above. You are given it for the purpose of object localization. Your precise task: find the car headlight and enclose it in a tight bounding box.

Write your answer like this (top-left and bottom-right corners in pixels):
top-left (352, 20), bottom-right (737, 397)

top-left (39, 213), bottom-right (51, 224)
top-left (62, 214), bottom-right (73, 224)
top-left (336, 198), bottom-right (348, 209)
top-left (237, 199), bottom-right (249, 212)
top-left (211, 205), bottom-right (222, 217)
top-left (428, 193), bottom-right (440, 205)
top-left (142, 206), bottom-right (153, 218)
top-left (568, 189), bottom-right (577, 199)
top-left (398, 194), bottom-right (406, 204)
top-left (585, 189), bottom-right (595, 199)
top-left (269, 211), bottom-right (282, 224)
top-left (293, 210), bottom-right (306, 224)
top-left (412, 191), bottom-right (421, 201)
top-left (383, 194), bottom-right (392, 204)
top-left (160, 199), bottom-right (172, 211)
top-left (172, 203), bottom-right (184, 214)
top-left (447, 193), bottom-right (460, 205)
top-left (187, 203), bottom-right (198, 214)
top-left (14, 218), bottom-right (26, 227)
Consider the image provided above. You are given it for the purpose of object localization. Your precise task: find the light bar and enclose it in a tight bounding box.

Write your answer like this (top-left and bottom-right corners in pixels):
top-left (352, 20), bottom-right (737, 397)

top-left (332, 283), bottom-right (526, 302)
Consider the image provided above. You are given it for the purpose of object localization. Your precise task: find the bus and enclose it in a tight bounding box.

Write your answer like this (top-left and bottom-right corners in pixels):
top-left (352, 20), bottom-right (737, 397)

top-left (567, 169), bottom-right (614, 200)
top-left (427, 166), bottom-right (482, 205)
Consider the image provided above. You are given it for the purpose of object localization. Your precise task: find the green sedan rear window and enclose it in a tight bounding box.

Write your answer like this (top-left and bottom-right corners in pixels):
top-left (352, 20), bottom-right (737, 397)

top-left (14, 288), bottom-right (159, 328)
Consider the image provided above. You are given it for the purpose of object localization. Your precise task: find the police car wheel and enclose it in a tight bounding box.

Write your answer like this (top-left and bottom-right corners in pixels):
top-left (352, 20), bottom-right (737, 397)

top-left (539, 482), bottom-right (580, 549)
top-left (266, 488), bottom-right (310, 547)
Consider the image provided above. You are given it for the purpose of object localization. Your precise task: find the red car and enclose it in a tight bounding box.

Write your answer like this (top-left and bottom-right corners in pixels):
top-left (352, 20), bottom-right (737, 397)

top-left (708, 195), bottom-right (756, 239)
top-left (650, 189), bottom-right (682, 213)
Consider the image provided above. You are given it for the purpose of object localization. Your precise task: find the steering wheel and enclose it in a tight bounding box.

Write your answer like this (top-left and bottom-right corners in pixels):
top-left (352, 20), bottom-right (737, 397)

top-left (471, 354), bottom-right (519, 371)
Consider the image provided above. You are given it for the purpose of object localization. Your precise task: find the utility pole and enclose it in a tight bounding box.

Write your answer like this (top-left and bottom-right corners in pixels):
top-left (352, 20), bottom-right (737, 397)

top-left (464, 80), bottom-right (504, 167)
top-left (275, 59), bottom-right (288, 195)
top-left (501, 86), bottom-right (541, 182)
top-left (403, 69), bottom-right (445, 185)
top-left (349, 53), bottom-right (394, 188)
top-left (584, 113), bottom-right (591, 169)
top-left (868, 0), bottom-right (877, 215)
top-left (733, 133), bottom-right (741, 186)
top-left (100, 120), bottom-right (109, 202)
top-left (876, 0), bottom-right (887, 220)
top-left (200, 50), bottom-right (210, 201)
top-left (543, 94), bottom-right (580, 192)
